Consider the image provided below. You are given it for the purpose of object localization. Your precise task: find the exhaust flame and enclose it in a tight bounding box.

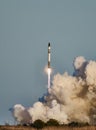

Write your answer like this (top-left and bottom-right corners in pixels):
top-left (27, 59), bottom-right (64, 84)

top-left (48, 68), bottom-right (52, 89)
top-left (48, 68), bottom-right (51, 89)
top-left (44, 66), bottom-right (52, 89)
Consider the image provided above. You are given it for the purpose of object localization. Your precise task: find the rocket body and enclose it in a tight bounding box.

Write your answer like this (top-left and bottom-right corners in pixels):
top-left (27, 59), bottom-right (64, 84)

top-left (47, 43), bottom-right (51, 90)
top-left (48, 43), bottom-right (51, 68)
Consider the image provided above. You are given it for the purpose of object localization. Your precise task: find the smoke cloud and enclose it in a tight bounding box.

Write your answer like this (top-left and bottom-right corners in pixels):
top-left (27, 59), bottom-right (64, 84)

top-left (10, 56), bottom-right (96, 125)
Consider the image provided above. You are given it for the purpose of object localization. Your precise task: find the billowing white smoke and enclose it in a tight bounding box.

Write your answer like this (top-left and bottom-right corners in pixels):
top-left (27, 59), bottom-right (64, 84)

top-left (10, 56), bottom-right (96, 125)
top-left (9, 104), bottom-right (31, 124)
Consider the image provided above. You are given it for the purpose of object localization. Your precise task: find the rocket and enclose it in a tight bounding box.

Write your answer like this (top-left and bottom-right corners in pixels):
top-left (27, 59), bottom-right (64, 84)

top-left (47, 42), bottom-right (51, 90)
top-left (48, 43), bottom-right (51, 68)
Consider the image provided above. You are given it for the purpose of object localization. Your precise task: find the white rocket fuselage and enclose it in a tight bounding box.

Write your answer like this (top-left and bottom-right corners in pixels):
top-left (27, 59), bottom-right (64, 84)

top-left (48, 43), bottom-right (51, 68)
top-left (47, 43), bottom-right (51, 90)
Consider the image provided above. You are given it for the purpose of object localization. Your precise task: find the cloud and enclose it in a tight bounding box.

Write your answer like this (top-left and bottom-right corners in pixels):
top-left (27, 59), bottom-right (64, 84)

top-left (10, 56), bottom-right (96, 125)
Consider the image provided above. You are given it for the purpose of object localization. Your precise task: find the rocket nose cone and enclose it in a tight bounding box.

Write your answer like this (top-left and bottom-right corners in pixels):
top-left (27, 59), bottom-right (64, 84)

top-left (48, 43), bottom-right (50, 47)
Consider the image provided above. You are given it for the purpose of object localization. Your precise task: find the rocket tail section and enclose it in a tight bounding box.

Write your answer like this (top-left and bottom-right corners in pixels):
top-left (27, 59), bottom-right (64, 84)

top-left (48, 61), bottom-right (50, 68)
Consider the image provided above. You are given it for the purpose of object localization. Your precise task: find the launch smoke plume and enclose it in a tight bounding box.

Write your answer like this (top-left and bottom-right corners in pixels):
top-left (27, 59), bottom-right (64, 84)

top-left (10, 56), bottom-right (96, 125)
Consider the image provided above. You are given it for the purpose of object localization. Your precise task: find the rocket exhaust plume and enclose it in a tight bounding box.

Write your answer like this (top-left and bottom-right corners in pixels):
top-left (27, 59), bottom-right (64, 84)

top-left (9, 55), bottom-right (96, 125)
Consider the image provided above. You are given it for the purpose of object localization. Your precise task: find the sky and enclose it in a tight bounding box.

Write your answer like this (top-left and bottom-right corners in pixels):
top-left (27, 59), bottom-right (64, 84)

top-left (0, 0), bottom-right (96, 124)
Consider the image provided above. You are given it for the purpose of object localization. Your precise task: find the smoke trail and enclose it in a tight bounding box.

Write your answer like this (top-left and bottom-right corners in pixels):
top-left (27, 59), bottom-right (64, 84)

top-left (10, 56), bottom-right (96, 125)
top-left (48, 68), bottom-right (51, 89)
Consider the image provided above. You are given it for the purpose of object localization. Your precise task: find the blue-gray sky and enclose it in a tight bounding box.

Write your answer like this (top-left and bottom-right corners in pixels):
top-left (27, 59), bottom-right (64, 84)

top-left (0, 0), bottom-right (96, 124)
